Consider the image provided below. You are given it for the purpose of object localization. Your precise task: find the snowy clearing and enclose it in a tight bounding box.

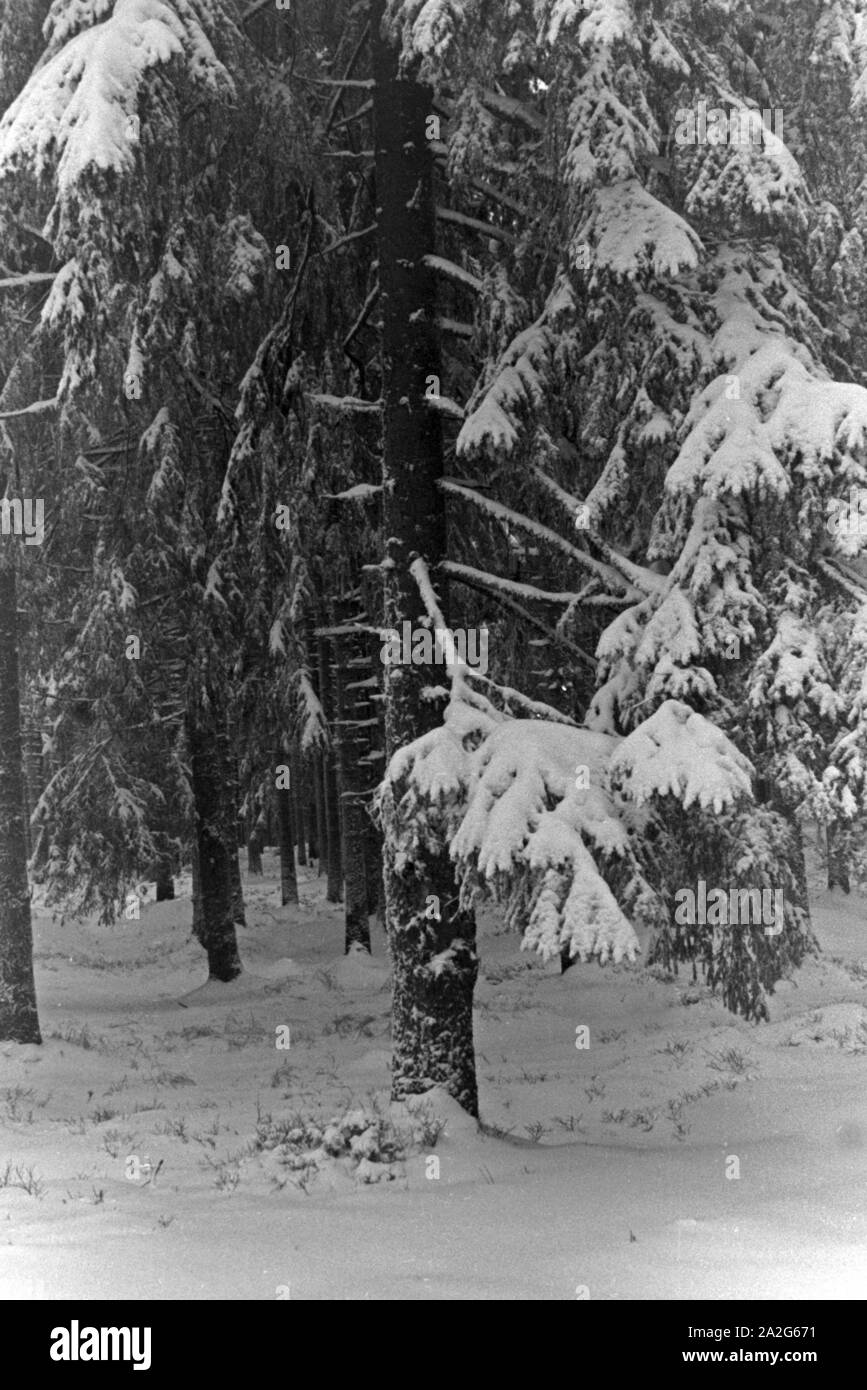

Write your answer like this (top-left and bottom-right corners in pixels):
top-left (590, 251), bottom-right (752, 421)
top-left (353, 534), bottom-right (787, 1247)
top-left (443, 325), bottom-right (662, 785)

top-left (1, 850), bottom-right (865, 1301)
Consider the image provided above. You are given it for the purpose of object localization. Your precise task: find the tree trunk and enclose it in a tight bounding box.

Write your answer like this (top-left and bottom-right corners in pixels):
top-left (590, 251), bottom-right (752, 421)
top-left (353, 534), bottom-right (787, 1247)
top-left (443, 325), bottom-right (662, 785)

top-left (155, 858), bottom-right (175, 901)
top-left (372, 3), bottom-right (478, 1115)
top-left (313, 749), bottom-right (327, 877)
top-left (827, 821), bottom-right (850, 892)
top-left (290, 744), bottom-right (307, 867)
top-left (221, 734), bottom-right (246, 929)
top-left (191, 836), bottom-right (204, 941)
top-left (332, 602), bottom-right (371, 953)
top-left (318, 636), bottom-right (344, 902)
top-left (0, 560), bottom-right (41, 1043)
top-left (276, 784), bottom-right (299, 906)
top-left (187, 691), bottom-right (243, 982)
top-left (246, 809), bottom-right (265, 875)
top-left (365, 815), bottom-right (384, 922)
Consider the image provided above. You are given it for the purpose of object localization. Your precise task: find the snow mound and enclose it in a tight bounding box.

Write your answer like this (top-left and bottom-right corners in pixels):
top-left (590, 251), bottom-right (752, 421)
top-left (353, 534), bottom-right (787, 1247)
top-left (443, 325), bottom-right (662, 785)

top-left (391, 1086), bottom-right (480, 1140)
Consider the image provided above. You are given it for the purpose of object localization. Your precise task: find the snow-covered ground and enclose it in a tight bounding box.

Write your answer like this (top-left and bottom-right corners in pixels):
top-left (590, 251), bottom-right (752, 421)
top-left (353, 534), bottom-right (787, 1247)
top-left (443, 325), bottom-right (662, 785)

top-left (1, 849), bottom-right (866, 1300)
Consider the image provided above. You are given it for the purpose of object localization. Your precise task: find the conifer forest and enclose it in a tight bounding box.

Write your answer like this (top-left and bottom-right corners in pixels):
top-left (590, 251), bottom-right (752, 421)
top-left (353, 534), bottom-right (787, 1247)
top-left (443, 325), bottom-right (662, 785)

top-left (0, 0), bottom-right (866, 1318)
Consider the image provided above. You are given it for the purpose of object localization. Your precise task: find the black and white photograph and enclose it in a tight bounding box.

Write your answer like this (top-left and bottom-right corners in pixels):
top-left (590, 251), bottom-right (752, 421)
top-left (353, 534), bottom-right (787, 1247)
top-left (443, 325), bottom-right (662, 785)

top-left (0, 0), bottom-right (864, 1330)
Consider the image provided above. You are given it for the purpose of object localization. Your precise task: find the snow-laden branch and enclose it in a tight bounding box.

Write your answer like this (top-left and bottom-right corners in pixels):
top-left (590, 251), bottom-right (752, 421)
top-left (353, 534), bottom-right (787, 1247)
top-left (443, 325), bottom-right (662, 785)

top-left (0, 396), bottom-right (59, 420)
top-left (533, 464), bottom-right (664, 598)
top-left (479, 89), bottom-right (545, 134)
top-left (423, 255), bottom-right (484, 294)
top-left (308, 393), bottom-right (383, 413)
top-left (439, 481), bottom-right (642, 599)
top-left (409, 555), bottom-right (471, 703)
top-left (0, 271), bottom-right (56, 290)
top-left (426, 394), bottom-right (464, 419)
top-left (443, 559), bottom-right (584, 607)
top-left (436, 206), bottom-right (517, 246)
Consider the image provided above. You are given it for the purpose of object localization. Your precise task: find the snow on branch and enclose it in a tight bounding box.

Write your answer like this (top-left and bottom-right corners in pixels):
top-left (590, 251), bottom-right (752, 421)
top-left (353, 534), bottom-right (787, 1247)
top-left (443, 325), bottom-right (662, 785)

top-left (425, 394), bottom-right (464, 419)
top-left (457, 277), bottom-right (575, 457)
top-left (439, 481), bottom-right (641, 597)
top-left (451, 719), bottom-right (642, 965)
top-left (0, 272), bottom-right (56, 290)
top-left (0, 396), bottom-right (59, 420)
top-left (609, 700), bottom-right (754, 813)
top-left (422, 255), bottom-right (484, 294)
top-left (435, 205), bottom-right (517, 246)
top-left (443, 559), bottom-right (584, 607)
top-left (308, 393), bottom-right (383, 413)
top-left (0, 0), bottom-right (234, 198)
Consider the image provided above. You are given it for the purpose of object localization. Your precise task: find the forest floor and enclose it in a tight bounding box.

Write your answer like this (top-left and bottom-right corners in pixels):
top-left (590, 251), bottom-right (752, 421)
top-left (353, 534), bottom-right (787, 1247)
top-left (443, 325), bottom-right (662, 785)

top-left (1, 850), bottom-right (866, 1300)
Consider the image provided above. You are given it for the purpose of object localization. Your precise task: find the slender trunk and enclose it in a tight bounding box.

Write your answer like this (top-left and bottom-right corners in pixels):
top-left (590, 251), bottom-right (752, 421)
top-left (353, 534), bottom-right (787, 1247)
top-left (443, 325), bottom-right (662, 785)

top-left (332, 603), bottom-right (371, 953)
top-left (372, 3), bottom-right (478, 1115)
top-left (827, 821), bottom-right (850, 892)
top-left (155, 858), bottom-right (175, 901)
top-left (290, 744), bottom-right (307, 867)
top-left (276, 785), bottom-right (299, 906)
top-left (318, 636), bottom-right (343, 902)
top-left (313, 749), bottom-right (327, 877)
top-left (191, 836), bottom-right (204, 941)
top-left (246, 803), bottom-right (265, 875)
top-left (187, 693), bottom-right (242, 982)
top-left (220, 733), bottom-right (246, 929)
top-left (306, 774), bottom-right (318, 860)
top-left (365, 816), bottom-right (384, 922)
top-left (0, 561), bottom-right (41, 1043)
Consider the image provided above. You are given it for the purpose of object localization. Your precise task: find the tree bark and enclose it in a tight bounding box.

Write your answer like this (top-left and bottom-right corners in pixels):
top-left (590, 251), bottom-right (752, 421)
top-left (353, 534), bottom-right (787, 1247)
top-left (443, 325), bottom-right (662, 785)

top-left (187, 689), bottom-right (243, 982)
top-left (313, 748), bottom-right (327, 877)
top-left (332, 602), bottom-right (371, 953)
top-left (246, 808), bottom-right (265, 875)
top-left (290, 744), bottom-right (308, 867)
top-left (276, 784), bottom-right (299, 906)
top-left (318, 636), bottom-right (344, 902)
top-left (0, 560), bottom-right (41, 1042)
top-left (155, 857), bottom-right (175, 901)
top-left (372, 2), bottom-right (478, 1115)
top-left (827, 821), bottom-right (850, 892)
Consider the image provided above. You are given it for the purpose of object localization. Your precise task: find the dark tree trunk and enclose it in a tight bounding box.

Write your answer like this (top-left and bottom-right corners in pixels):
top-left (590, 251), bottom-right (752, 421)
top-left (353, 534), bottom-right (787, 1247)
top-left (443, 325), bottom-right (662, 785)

top-left (306, 778), bottom-right (318, 860)
top-left (0, 561), bottom-right (41, 1043)
top-left (365, 815), bottom-right (384, 922)
top-left (191, 836), bottom-right (204, 941)
top-left (246, 809), bottom-right (265, 875)
top-left (827, 821), bottom-right (850, 893)
top-left (276, 784), bottom-right (299, 906)
top-left (290, 744), bottom-right (307, 867)
top-left (372, 3), bottom-right (478, 1115)
top-left (187, 691), bottom-right (243, 982)
top-left (332, 602), bottom-right (371, 953)
top-left (318, 636), bottom-right (344, 902)
top-left (313, 749), bottom-right (327, 878)
top-left (155, 858), bottom-right (175, 901)
top-left (221, 735), bottom-right (246, 929)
